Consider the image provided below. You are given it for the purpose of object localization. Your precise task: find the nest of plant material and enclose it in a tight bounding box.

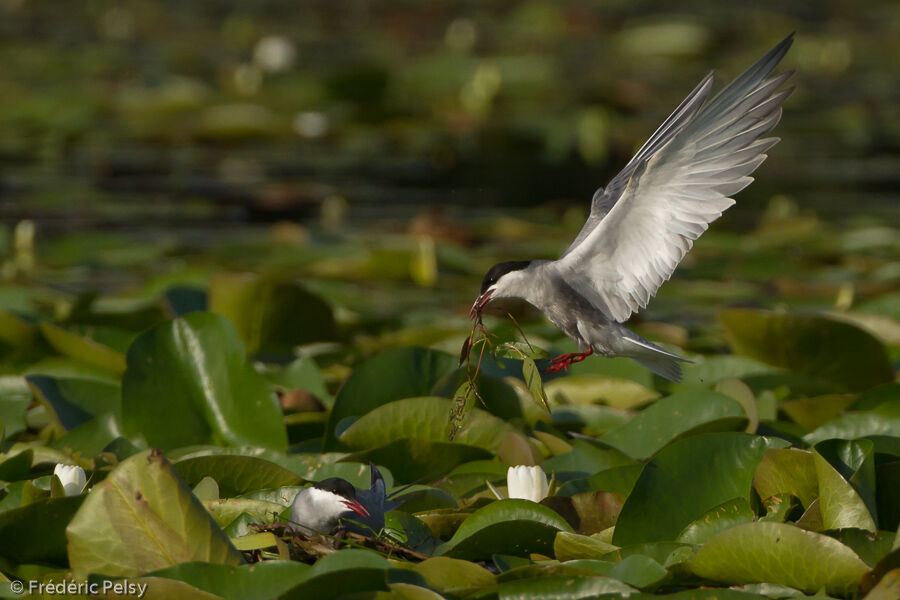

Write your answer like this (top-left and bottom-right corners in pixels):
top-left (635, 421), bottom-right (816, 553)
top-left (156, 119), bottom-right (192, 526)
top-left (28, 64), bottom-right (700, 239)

top-left (247, 522), bottom-right (429, 564)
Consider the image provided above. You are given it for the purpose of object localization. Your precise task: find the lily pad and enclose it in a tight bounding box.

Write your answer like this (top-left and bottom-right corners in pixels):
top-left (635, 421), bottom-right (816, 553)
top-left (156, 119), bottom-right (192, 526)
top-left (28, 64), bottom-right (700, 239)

top-left (410, 556), bottom-right (495, 594)
top-left (436, 499), bottom-right (573, 560)
top-left (0, 495), bottom-right (83, 565)
top-left (339, 396), bottom-right (514, 452)
top-left (209, 273), bottom-right (337, 358)
top-left (599, 391), bottom-right (746, 460)
top-left (121, 312), bottom-right (287, 451)
top-left (720, 309), bottom-right (894, 392)
top-left (753, 448), bottom-right (818, 508)
top-left (66, 449), bottom-right (244, 577)
top-left (614, 433), bottom-right (780, 546)
top-left (148, 561), bottom-right (311, 600)
top-left (689, 521), bottom-right (869, 595)
top-left (323, 347), bottom-right (457, 450)
top-left (39, 322), bottom-right (128, 375)
top-left (677, 497), bottom-right (755, 545)
top-left (173, 454), bottom-right (304, 497)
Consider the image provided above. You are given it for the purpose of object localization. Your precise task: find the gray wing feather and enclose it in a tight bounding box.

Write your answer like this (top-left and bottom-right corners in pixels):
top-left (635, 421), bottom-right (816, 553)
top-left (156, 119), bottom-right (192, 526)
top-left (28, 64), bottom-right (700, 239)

top-left (556, 34), bottom-right (794, 322)
top-left (562, 72), bottom-right (714, 257)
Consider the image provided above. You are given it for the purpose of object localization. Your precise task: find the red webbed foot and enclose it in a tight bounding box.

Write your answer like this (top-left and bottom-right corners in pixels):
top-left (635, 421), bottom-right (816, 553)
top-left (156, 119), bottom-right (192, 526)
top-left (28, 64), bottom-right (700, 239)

top-left (541, 348), bottom-right (593, 374)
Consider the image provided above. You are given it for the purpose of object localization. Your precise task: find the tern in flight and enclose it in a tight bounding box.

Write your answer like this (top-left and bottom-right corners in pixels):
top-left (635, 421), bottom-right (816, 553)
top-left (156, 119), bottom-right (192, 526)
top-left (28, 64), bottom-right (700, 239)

top-left (470, 34), bottom-right (794, 382)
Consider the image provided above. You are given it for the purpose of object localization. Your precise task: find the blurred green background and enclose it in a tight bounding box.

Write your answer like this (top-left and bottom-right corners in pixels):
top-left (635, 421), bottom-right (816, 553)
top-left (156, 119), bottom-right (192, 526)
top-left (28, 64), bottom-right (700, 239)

top-left (0, 0), bottom-right (897, 358)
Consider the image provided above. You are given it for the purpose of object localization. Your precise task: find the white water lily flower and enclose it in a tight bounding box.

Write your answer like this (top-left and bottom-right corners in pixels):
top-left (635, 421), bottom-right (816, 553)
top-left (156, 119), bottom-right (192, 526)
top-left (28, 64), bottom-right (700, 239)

top-left (53, 464), bottom-right (87, 496)
top-left (506, 465), bottom-right (549, 503)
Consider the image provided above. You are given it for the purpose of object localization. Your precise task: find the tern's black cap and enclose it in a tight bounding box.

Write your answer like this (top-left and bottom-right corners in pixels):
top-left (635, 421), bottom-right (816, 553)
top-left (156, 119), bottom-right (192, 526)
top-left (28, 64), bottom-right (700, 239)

top-left (314, 477), bottom-right (358, 500)
top-left (480, 260), bottom-right (531, 293)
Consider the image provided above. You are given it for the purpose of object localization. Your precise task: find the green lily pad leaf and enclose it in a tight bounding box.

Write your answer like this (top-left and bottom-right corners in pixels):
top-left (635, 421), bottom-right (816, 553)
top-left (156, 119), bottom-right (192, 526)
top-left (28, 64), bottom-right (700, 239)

top-left (0, 376), bottom-right (33, 438)
top-left (654, 590), bottom-right (787, 599)
top-left (545, 374), bottom-right (659, 411)
top-left (816, 438), bottom-right (878, 524)
top-left (614, 433), bottom-right (781, 546)
top-left (416, 508), bottom-right (472, 540)
top-left (542, 439), bottom-right (636, 481)
top-left (719, 309), bottom-right (894, 392)
top-left (92, 575), bottom-right (224, 599)
top-left (121, 312), bottom-right (287, 451)
top-left (545, 491), bottom-right (626, 535)
top-left (674, 355), bottom-right (781, 391)
top-left (209, 273), bottom-right (337, 358)
top-left (324, 347), bottom-right (457, 450)
top-left (203, 498), bottom-right (284, 529)
top-left (339, 396), bottom-right (514, 452)
top-left (551, 404), bottom-right (631, 437)
top-left (814, 450), bottom-right (876, 532)
top-left (52, 411), bottom-right (121, 456)
top-left (753, 448), bottom-right (818, 509)
top-left (0, 448), bottom-right (33, 481)
top-left (305, 463), bottom-right (393, 491)
top-left (558, 465), bottom-right (644, 498)
top-left (715, 378), bottom-right (759, 433)
top-left (828, 529), bottom-right (895, 568)
top-left (66, 449), bottom-right (244, 577)
top-left (390, 486), bottom-right (458, 513)
top-left (344, 438), bottom-right (490, 484)
top-left (689, 521), bottom-right (869, 595)
top-left (496, 574), bottom-right (638, 599)
top-left (0, 309), bottom-right (41, 354)
top-left (602, 554), bottom-right (669, 590)
top-left (603, 541), bottom-right (691, 566)
top-left (279, 549), bottom-right (396, 599)
top-left (554, 531), bottom-right (618, 561)
top-left (781, 394), bottom-right (857, 431)
top-left (39, 322), bottom-right (128, 374)
top-left (850, 384), bottom-right (900, 412)
top-left (173, 454), bottom-right (304, 497)
top-left (239, 486), bottom-right (303, 508)
top-left (148, 561), bottom-right (311, 600)
top-left (436, 499), bottom-right (573, 560)
top-left (677, 497), bottom-right (755, 545)
top-left (0, 495), bottom-right (83, 565)
top-left (877, 461), bottom-right (900, 533)
top-left (192, 477), bottom-right (219, 502)
top-left (805, 401), bottom-right (900, 446)
top-left (385, 511), bottom-right (440, 554)
top-left (410, 556), bottom-right (495, 594)
top-left (599, 391), bottom-right (746, 460)
top-left (26, 375), bottom-right (121, 430)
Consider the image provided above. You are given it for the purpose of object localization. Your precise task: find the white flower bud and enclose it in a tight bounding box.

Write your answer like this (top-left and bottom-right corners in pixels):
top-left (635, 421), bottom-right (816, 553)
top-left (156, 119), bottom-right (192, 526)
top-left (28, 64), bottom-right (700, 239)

top-left (53, 464), bottom-right (87, 496)
top-left (506, 465), bottom-right (549, 503)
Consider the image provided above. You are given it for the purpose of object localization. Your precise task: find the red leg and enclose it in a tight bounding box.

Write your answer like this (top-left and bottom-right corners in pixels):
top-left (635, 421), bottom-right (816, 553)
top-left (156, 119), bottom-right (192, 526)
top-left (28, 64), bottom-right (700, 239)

top-left (542, 348), bottom-right (593, 373)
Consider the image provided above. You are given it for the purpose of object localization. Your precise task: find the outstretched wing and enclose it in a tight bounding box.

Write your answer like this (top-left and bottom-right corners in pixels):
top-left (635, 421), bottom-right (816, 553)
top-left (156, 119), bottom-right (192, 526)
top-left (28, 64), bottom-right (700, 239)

top-left (555, 34), bottom-right (794, 323)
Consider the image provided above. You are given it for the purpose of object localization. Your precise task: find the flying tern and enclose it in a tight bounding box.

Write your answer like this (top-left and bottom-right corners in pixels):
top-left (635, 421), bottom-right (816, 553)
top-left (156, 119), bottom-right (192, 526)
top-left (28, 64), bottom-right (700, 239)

top-left (470, 34), bottom-right (795, 382)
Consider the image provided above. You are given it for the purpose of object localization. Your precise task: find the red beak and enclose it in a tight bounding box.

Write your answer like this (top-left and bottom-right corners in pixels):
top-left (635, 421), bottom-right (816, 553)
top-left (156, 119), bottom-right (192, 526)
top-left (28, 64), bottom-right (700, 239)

top-left (342, 498), bottom-right (370, 518)
top-left (469, 290), bottom-right (494, 320)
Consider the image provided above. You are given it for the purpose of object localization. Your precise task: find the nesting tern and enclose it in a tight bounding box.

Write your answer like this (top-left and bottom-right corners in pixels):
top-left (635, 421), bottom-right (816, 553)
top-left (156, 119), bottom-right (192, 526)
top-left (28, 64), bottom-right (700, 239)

top-left (289, 477), bottom-right (370, 536)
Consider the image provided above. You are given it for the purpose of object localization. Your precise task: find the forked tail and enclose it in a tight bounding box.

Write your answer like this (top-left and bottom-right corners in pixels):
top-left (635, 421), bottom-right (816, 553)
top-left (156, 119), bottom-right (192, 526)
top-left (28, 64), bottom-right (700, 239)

top-left (618, 331), bottom-right (690, 382)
